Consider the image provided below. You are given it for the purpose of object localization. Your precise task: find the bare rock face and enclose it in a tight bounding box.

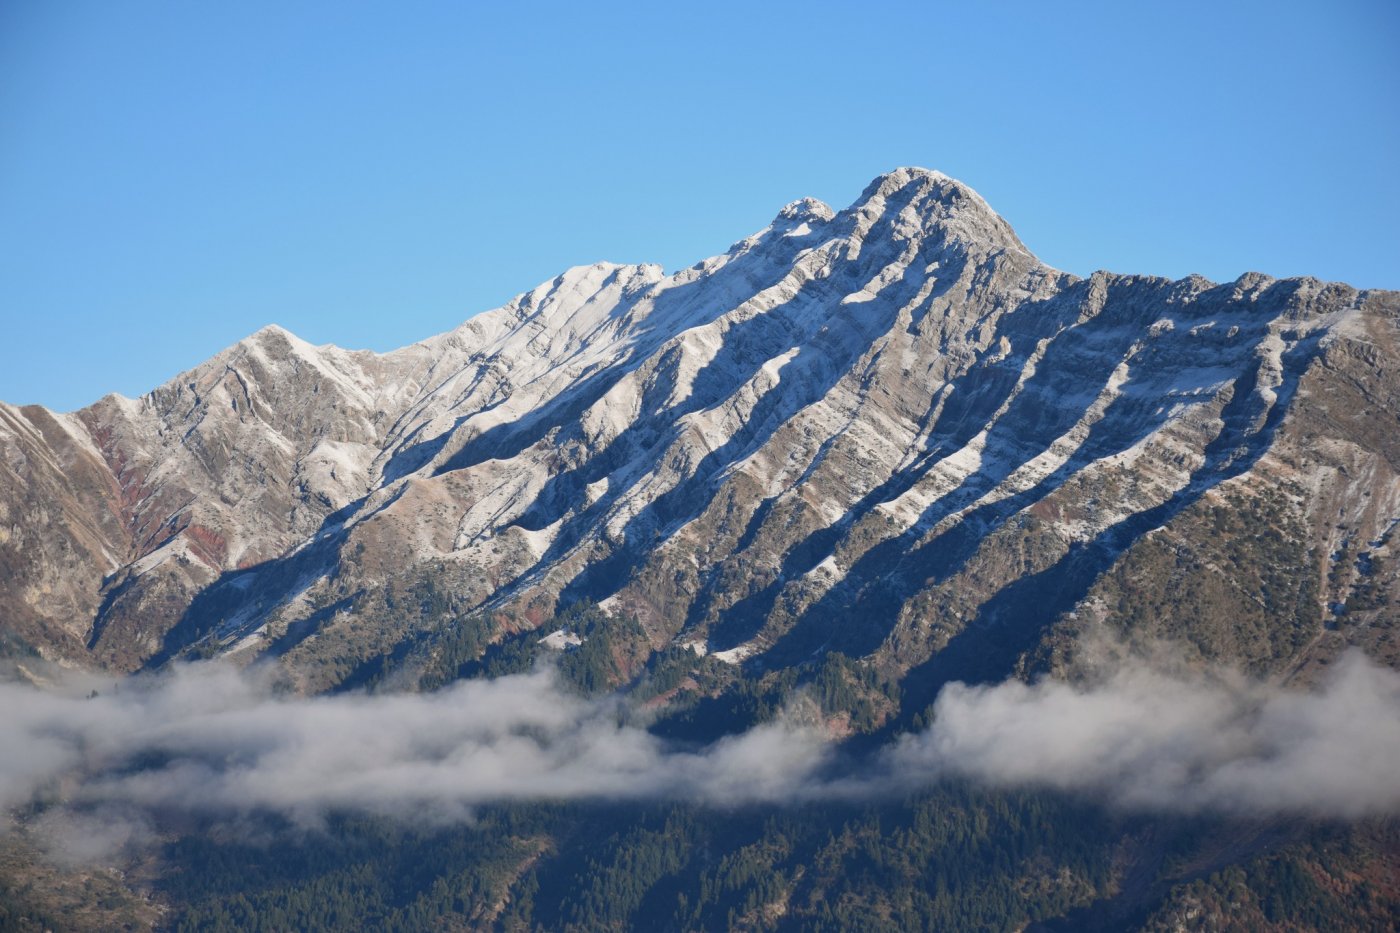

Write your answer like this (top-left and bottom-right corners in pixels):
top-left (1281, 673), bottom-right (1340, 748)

top-left (2, 168), bottom-right (1397, 694)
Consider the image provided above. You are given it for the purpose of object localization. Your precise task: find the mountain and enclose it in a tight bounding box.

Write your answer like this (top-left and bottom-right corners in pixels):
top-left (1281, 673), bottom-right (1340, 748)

top-left (4, 167), bottom-right (1400, 932)
top-left (2, 167), bottom-right (1398, 701)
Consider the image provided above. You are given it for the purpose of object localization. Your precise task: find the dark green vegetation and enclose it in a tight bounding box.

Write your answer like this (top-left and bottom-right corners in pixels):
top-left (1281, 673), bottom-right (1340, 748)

top-left (403, 599), bottom-right (900, 743)
top-left (155, 789), bottom-right (1124, 932)
top-left (6, 792), bottom-right (1394, 932)
top-left (1138, 824), bottom-right (1400, 933)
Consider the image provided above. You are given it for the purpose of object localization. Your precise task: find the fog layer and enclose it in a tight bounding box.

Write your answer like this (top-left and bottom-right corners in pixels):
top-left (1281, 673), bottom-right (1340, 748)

top-left (4, 649), bottom-right (1397, 838)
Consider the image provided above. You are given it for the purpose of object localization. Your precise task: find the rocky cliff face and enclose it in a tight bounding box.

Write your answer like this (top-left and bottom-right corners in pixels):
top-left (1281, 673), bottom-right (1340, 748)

top-left (3, 168), bottom-right (1397, 696)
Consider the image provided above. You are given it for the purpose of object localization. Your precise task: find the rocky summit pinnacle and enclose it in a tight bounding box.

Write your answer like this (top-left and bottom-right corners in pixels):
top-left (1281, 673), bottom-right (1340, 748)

top-left (0, 169), bottom-right (1395, 699)
top-left (846, 166), bottom-right (1036, 259)
top-left (774, 197), bottom-right (835, 227)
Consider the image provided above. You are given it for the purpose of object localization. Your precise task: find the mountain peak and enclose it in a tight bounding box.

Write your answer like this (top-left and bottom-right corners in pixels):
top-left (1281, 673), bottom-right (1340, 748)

top-left (856, 166), bottom-right (985, 208)
top-left (864, 165), bottom-right (958, 191)
top-left (852, 166), bottom-right (1036, 260)
top-left (241, 322), bottom-right (324, 355)
top-left (249, 323), bottom-right (294, 342)
top-left (776, 197), bottom-right (835, 224)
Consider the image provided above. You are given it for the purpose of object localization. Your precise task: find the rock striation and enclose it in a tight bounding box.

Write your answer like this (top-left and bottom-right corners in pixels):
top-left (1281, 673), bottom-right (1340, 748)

top-left (2, 168), bottom-right (1397, 693)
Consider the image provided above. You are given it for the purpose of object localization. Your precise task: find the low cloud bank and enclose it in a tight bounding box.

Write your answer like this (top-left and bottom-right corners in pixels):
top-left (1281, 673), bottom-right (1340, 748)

top-left (891, 650), bottom-right (1400, 819)
top-left (3, 648), bottom-right (1398, 851)
top-left (0, 665), bottom-right (829, 826)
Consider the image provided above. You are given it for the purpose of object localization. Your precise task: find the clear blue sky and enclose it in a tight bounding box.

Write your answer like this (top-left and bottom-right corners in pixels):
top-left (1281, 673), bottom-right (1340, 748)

top-left (2, 1), bottom-right (1396, 411)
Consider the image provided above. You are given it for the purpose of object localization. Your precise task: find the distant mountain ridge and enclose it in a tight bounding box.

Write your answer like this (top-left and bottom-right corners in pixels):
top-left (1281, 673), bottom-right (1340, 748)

top-left (2, 167), bottom-right (1397, 697)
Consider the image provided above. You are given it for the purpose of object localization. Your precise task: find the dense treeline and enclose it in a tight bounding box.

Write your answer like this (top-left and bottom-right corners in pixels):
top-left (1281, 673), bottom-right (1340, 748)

top-left (160, 785), bottom-right (1134, 931)
top-left (1139, 825), bottom-right (1400, 932)
top-left (413, 601), bottom-right (649, 695)
top-left (151, 793), bottom-right (1400, 932)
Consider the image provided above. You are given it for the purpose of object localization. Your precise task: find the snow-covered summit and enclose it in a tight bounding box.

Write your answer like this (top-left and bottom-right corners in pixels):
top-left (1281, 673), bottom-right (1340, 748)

top-left (776, 197), bottom-right (836, 224)
top-left (844, 166), bottom-right (1035, 260)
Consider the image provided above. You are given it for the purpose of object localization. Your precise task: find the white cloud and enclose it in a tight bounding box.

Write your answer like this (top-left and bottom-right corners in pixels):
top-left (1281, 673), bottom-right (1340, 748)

top-left (891, 650), bottom-right (1400, 818)
top-left (3, 647), bottom-right (1398, 856)
top-left (0, 663), bottom-right (830, 829)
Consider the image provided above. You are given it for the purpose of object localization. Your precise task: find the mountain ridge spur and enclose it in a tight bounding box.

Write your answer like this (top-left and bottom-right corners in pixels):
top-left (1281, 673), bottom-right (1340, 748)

top-left (1, 167), bottom-right (1396, 704)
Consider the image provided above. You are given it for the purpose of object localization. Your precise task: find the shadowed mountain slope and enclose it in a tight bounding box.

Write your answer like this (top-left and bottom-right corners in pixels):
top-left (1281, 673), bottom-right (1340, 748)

top-left (2, 168), bottom-right (1397, 699)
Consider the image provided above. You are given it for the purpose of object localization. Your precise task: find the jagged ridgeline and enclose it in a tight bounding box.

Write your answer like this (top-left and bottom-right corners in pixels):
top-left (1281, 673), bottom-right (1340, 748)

top-left (3, 168), bottom-right (1400, 931)
top-left (2, 167), bottom-right (1396, 697)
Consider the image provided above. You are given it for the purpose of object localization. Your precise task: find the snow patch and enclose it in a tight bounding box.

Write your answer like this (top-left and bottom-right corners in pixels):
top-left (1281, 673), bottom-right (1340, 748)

top-left (711, 643), bottom-right (759, 665)
top-left (539, 628), bottom-right (583, 650)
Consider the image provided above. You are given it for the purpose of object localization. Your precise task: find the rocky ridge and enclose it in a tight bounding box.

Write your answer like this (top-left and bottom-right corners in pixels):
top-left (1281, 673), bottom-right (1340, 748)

top-left (2, 168), bottom-right (1397, 698)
